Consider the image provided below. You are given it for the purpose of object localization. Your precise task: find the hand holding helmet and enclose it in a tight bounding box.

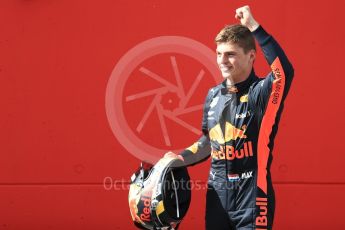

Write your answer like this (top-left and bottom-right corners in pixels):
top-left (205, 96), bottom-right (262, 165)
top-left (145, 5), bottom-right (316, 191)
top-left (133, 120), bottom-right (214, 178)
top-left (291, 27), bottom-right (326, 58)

top-left (128, 154), bottom-right (191, 229)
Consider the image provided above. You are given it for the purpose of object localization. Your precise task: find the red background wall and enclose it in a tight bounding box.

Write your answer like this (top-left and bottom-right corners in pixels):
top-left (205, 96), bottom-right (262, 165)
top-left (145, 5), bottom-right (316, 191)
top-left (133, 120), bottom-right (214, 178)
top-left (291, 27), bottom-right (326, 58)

top-left (1, 0), bottom-right (344, 229)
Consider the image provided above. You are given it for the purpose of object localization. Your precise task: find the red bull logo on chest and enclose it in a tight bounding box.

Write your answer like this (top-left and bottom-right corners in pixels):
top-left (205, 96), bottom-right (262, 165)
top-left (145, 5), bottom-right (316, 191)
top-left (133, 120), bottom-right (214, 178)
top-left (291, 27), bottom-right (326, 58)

top-left (211, 141), bottom-right (254, 160)
top-left (209, 122), bottom-right (248, 144)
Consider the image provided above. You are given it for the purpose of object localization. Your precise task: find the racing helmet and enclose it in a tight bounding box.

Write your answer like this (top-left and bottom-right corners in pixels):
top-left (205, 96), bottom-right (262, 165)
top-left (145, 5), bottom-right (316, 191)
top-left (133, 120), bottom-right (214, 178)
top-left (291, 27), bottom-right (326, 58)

top-left (128, 156), bottom-right (191, 229)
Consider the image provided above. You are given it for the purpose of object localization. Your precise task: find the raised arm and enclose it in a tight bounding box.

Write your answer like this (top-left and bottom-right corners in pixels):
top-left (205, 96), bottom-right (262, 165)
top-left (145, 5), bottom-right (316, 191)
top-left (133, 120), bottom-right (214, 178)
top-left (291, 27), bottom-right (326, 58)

top-left (236, 5), bottom-right (294, 80)
top-left (236, 5), bottom-right (294, 106)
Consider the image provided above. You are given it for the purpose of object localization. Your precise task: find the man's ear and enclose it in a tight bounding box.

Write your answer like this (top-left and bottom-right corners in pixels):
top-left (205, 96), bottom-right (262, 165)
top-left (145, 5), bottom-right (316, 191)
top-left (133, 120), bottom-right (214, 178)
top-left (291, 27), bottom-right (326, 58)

top-left (249, 50), bottom-right (256, 64)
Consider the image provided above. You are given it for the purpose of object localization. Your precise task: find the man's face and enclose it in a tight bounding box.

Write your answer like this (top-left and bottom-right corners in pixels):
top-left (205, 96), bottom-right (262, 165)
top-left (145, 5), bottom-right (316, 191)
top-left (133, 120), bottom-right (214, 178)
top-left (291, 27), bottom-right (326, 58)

top-left (216, 42), bottom-right (255, 82)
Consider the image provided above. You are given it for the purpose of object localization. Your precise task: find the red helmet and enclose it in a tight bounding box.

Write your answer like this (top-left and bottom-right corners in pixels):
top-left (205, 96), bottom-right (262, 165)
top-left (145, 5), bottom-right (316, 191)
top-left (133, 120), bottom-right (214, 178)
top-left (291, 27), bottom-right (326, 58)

top-left (128, 156), bottom-right (191, 229)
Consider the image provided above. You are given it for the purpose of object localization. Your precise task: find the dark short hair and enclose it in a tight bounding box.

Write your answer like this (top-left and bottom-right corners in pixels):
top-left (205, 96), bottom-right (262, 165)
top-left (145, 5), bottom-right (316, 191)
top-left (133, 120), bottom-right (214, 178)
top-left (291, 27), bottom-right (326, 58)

top-left (215, 24), bottom-right (256, 53)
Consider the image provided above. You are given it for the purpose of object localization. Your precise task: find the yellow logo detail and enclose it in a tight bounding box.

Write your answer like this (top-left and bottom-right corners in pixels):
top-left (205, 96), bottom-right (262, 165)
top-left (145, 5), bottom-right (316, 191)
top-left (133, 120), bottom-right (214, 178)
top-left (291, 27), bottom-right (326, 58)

top-left (240, 94), bottom-right (248, 103)
top-left (224, 123), bottom-right (247, 142)
top-left (209, 124), bottom-right (225, 144)
top-left (187, 142), bottom-right (199, 154)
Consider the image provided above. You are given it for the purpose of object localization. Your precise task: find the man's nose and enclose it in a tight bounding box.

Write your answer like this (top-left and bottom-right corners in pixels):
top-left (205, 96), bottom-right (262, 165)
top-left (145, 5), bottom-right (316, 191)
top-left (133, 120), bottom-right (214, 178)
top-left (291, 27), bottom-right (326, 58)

top-left (219, 55), bottom-right (228, 64)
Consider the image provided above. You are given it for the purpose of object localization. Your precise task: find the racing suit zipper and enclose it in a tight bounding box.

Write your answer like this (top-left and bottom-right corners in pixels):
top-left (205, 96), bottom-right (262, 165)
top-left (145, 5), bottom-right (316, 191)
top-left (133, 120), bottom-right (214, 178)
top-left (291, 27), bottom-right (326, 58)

top-left (219, 94), bottom-right (232, 211)
top-left (219, 111), bottom-right (228, 211)
top-left (223, 93), bottom-right (238, 212)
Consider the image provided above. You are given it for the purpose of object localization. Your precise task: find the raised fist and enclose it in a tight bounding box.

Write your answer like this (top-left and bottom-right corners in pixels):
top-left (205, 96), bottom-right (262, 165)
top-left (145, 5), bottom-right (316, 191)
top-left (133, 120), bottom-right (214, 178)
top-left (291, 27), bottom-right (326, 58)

top-left (235, 5), bottom-right (260, 32)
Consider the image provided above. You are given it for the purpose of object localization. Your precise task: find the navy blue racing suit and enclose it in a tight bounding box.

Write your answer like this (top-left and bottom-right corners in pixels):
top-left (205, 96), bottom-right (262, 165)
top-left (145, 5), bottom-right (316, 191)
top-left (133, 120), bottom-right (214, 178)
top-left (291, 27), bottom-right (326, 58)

top-left (180, 25), bottom-right (294, 229)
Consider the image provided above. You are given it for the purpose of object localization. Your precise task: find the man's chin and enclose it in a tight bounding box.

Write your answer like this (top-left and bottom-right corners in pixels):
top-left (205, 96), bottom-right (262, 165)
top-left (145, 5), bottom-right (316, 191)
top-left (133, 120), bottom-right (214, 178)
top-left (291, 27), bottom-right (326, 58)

top-left (221, 73), bottom-right (231, 79)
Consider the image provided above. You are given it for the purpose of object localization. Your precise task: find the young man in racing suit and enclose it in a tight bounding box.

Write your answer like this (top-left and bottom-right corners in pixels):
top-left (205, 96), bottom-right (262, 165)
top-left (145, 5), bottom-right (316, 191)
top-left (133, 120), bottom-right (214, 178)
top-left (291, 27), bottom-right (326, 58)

top-left (166, 5), bottom-right (294, 230)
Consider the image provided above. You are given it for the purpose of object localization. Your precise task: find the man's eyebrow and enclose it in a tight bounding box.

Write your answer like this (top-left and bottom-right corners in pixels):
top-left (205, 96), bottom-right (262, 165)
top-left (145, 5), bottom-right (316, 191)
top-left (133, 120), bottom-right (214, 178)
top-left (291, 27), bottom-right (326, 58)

top-left (216, 50), bottom-right (237, 54)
